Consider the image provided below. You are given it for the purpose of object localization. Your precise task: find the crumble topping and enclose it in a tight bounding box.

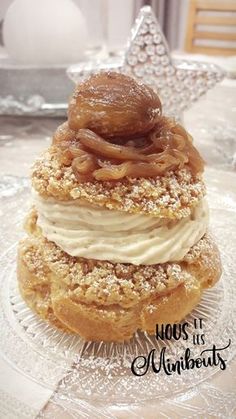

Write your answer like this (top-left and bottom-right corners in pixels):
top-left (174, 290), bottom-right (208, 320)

top-left (31, 146), bottom-right (206, 219)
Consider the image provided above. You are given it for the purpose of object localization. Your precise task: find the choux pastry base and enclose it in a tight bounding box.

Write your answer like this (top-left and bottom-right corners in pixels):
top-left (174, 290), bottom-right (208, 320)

top-left (17, 212), bottom-right (221, 342)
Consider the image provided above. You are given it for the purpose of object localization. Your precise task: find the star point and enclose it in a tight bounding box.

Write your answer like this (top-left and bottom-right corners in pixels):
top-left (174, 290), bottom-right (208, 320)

top-left (67, 6), bottom-right (224, 119)
top-left (121, 6), bottom-right (224, 117)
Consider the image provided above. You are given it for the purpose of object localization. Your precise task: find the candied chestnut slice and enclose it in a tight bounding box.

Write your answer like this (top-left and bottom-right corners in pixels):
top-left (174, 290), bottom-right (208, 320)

top-left (68, 72), bottom-right (162, 138)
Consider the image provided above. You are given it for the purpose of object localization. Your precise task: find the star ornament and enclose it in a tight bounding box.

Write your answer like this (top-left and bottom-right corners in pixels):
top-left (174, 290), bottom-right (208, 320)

top-left (121, 6), bottom-right (224, 117)
top-left (67, 6), bottom-right (224, 118)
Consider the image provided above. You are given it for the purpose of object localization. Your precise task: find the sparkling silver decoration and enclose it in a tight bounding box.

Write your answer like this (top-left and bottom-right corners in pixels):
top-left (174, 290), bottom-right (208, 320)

top-left (122, 6), bottom-right (224, 116)
top-left (0, 60), bottom-right (72, 117)
top-left (0, 94), bottom-right (67, 116)
top-left (68, 6), bottom-right (224, 118)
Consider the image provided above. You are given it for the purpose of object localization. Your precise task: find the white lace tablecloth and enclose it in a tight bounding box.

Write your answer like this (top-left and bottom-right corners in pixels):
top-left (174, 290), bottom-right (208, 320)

top-left (0, 79), bottom-right (236, 418)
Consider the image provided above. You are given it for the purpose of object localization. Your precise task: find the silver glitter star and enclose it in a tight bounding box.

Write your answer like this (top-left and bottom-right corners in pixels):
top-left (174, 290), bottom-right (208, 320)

top-left (121, 6), bottom-right (224, 117)
top-left (67, 6), bottom-right (224, 118)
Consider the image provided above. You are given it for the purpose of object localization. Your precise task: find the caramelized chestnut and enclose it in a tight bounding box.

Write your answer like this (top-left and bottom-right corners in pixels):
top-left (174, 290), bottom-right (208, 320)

top-left (68, 72), bottom-right (162, 138)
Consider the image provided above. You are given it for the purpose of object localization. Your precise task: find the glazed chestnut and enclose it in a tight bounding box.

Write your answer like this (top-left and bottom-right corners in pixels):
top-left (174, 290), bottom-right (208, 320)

top-left (68, 72), bottom-right (162, 139)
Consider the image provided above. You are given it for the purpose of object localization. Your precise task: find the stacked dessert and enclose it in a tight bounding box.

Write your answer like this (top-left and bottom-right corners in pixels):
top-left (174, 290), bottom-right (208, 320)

top-left (17, 72), bottom-right (221, 342)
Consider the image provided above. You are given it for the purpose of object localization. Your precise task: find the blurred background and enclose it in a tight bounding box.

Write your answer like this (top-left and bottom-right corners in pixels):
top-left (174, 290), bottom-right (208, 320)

top-left (0, 0), bottom-right (236, 113)
top-left (1, 0), bottom-right (236, 58)
top-left (0, 0), bottom-right (188, 60)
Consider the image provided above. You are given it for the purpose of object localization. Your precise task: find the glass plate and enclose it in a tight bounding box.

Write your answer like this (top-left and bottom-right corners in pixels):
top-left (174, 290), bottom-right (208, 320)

top-left (0, 169), bottom-right (235, 405)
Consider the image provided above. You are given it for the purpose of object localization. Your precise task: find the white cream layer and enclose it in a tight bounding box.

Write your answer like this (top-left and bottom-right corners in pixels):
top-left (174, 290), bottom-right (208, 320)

top-left (33, 191), bottom-right (209, 265)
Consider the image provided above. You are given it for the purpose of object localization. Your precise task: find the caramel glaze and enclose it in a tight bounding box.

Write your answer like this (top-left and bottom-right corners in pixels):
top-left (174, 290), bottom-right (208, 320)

top-left (53, 72), bottom-right (204, 182)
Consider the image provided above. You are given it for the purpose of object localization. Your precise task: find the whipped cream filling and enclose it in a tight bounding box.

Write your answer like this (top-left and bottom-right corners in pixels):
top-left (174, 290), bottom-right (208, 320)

top-left (33, 191), bottom-right (209, 265)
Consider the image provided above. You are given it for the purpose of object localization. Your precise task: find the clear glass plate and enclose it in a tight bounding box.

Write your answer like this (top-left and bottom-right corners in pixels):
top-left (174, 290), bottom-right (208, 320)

top-left (0, 169), bottom-right (235, 405)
